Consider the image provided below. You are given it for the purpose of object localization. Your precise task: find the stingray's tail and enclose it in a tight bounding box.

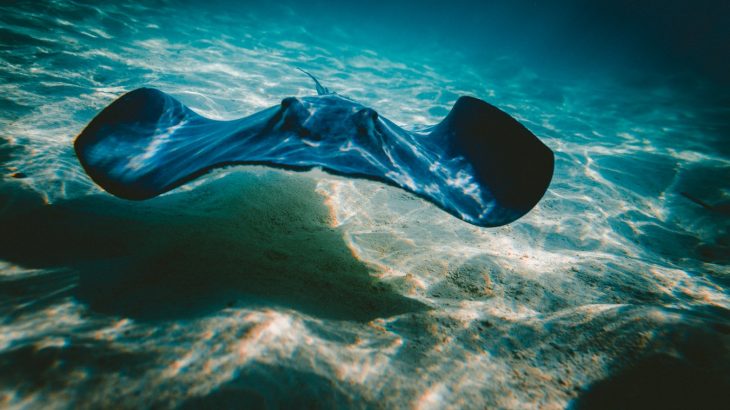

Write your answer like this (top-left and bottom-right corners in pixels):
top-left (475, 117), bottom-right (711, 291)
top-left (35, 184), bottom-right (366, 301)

top-left (296, 67), bottom-right (331, 95)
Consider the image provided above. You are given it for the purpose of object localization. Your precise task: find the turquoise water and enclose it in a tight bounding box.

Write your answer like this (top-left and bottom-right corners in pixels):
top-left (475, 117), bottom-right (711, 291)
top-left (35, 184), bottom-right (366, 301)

top-left (1, 1), bottom-right (729, 408)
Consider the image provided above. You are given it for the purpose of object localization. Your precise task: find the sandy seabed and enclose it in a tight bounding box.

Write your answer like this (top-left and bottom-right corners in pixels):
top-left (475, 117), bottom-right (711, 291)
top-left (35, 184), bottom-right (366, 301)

top-left (1, 1), bottom-right (729, 409)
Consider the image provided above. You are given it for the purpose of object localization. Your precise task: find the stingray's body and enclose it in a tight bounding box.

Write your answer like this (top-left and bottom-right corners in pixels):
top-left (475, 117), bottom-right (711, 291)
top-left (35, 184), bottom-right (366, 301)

top-left (75, 73), bottom-right (553, 227)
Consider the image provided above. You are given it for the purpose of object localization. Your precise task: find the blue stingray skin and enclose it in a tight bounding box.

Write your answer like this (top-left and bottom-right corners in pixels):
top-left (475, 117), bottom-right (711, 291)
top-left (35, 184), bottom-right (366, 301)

top-left (75, 79), bottom-right (553, 227)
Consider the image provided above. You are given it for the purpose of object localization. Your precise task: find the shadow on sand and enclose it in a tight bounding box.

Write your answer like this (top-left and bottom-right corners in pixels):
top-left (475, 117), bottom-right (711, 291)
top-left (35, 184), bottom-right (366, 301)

top-left (0, 168), bottom-right (427, 322)
top-left (572, 306), bottom-right (730, 410)
top-left (180, 361), bottom-right (372, 409)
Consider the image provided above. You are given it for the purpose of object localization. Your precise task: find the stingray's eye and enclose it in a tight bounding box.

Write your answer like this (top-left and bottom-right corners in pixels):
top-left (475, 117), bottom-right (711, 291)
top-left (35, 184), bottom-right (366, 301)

top-left (352, 108), bottom-right (379, 133)
top-left (279, 97), bottom-right (310, 124)
top-left (353, 108), bottom-right (379, 130)
top-left (280, 97), bottom-right (309, 117)
top-left (351, 107), bottom-right (382, 149)
top-left (356, 108), bottom-right (378, 121)
top-left (280, 96), bottom-right (300, 108)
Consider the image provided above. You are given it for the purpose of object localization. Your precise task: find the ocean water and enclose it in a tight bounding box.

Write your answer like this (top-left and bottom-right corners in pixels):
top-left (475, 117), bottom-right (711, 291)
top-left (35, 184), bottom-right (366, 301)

top-left (1, 0), bottom-right (729, 408)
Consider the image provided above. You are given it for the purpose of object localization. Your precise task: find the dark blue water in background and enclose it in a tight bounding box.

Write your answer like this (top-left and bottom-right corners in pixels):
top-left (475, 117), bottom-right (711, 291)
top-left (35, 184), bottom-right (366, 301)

top-left (1, 0), bottom-right (729, 408)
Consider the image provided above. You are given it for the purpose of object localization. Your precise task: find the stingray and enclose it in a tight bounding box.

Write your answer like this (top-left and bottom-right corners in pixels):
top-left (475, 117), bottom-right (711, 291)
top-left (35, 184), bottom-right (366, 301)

top-left (74, 71), bottom-right (554, 227)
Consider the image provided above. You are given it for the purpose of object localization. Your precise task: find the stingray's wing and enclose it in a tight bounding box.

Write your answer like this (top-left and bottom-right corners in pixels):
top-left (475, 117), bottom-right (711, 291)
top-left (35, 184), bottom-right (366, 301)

top-left (75, 88), bottom-right (553, 227)
top-left (426, 96), bottom-right (554, 224)
top-left (74, 88), bottom-right (281, 199)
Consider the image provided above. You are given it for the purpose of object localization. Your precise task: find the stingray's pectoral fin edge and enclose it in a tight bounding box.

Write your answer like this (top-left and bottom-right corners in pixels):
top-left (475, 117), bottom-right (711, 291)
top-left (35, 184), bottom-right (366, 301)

top-left (432, 96), bottom-right (554, 220)
top-left (74, 88), bottom-right (207, 200)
